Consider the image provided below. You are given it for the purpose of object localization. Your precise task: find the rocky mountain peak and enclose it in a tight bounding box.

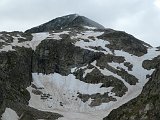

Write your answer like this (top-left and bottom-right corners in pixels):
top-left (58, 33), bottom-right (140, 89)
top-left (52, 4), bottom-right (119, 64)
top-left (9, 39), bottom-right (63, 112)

top-left (0, 14), bottom-right (160, 120)
top-left (25, 14), bottom-right (105, 33)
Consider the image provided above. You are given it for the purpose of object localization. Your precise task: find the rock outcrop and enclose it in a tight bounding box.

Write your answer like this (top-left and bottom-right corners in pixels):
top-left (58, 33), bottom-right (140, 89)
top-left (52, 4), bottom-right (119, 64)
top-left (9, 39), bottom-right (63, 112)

top-left (25, 14), bottom-right (105, 33)
top-left (103, 56), bottom-right (160, 120)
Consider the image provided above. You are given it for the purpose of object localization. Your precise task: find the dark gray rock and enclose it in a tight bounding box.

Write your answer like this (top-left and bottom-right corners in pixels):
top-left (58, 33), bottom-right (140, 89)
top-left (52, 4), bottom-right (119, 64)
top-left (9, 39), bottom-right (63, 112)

top-left (96, 54), bottom-right (138, 85)
top-left (0, 14), bottom-right (159, 120)
top-left (97, 31), bottom-right (151, 56)
top-left (32, 38), bottom-right (103, 75)
top-left (74, 68), bottom-right (128, 97)
top-left (89, 46), bottom-right (106, 51)
top-left (77, 92), bottom-right (117, 107)
top-left (25, 14), bottom-right (105, 33)
top-left (0, 45), bottom-right (62, 119)
top-left (0, 47), bottom-right (33, 117)
top-left (124, 62), bottom-right (133, 71)
top-left (103, 56), bottom-right (160, 120)
top-left (142, 55), bottom-right (160, 70)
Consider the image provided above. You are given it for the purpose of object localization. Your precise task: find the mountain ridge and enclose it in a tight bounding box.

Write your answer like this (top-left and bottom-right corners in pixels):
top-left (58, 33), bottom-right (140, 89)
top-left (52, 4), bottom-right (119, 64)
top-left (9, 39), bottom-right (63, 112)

top-left (0, 14), bottom-right (159, 120)
top-left (25, 14), bottom-right (105, 33)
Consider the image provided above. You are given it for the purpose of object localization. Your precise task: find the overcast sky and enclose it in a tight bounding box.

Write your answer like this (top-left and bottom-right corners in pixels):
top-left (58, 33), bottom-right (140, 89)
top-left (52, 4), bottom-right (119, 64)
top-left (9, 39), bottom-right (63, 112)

top-left (0, 0), bottom-right (160, 47)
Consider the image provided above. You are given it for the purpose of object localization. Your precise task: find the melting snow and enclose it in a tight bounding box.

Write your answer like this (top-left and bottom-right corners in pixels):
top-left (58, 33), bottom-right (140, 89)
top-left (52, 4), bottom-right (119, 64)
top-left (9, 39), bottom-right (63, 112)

top-left (27, 72), bottom-right (114, 120)
top-left (27, 47), bottom-right (160, 120)
top-left (0, 31), bottom-right (70, 52)
top-left (73, 31), bottom-right (112, 54)
top-left (114, 48), bottom-right (160, 86)
top-left (1, 108), bottom-right (19, 120)
top-left (2, 30), bottom-right (160, 119)
top-left (29, 32), bottom-right (49, 50)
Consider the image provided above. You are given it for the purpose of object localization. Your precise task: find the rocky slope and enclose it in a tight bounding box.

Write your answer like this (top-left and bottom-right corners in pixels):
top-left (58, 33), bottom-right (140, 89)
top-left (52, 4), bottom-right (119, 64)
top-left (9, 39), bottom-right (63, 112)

top-left (103, 55), bottom-right (160, 120)
top-left (0, 14), bottom-right (159, 120)
top-left (25, 14), bottom-right (105, 33)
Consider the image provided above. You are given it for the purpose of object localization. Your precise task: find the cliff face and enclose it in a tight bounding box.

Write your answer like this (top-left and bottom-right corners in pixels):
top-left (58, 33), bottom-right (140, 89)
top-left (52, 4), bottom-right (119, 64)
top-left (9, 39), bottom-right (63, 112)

top-left (0, 47), bottom-right (32, 112)
top-left (0, 47), bottom-right (62, 120)
top-left (0, 14), bottom-right (160, 120)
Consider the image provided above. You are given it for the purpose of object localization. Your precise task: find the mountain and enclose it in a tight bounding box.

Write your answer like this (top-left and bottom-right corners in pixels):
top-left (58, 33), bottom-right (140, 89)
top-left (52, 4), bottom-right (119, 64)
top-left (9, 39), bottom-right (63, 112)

top-left (0, 14), bottom-right (159, 120)
top-left (25, 14), bottom-right (105, 33)
top-left (104, 55), bottom-right (160, 120)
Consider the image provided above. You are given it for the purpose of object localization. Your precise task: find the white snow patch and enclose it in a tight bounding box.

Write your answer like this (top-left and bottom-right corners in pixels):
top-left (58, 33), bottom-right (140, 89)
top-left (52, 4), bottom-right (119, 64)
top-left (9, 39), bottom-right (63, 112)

top-left (0, 36), bottom-right (20, 52)
top-left (27, 72), bottom-right (114, 119)
top-left (16, 34), bottom-right (27, 39)
top-left (114, 47), bottom-right (160, 86)
top-left (57, 111), bottom-right (102, 120)
top-left (31, 73), bottom-right (110, 95)
top-left (75, 39), bottom-right (112, 54)
top-left (0, 45), bottom-right (15, 52)
top-left (1, 108), bottom-right (19, 120)
top-left (27, 47), bottom-right (160, 119)
top-left (83, 26), bottom-right (97, 30)
top-left (83, 68), bottom-right (94, 78)
top-left (0, 39), bottom-right (5, 42)
top-left (97, 47), bottom-right (160, 115)
top-left (0, 31), bottom-right (71, 52)
top-left (0, 32), bottom-right (49, 52)
top-left (71, 67), bottom-right (77, 73)
top-left (48, 31), bottom-right (70, 40)
top-left (29, 32), bottom-right (49, 50)
top-left (73, 31), bottom-right (112, 54)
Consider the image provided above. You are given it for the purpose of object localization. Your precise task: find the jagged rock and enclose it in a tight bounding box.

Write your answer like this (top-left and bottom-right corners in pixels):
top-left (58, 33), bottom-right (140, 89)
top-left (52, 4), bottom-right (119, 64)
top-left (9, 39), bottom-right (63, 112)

top-left (0, 14), bottom-right (159, 120)
top-left (124, 62), bottom-right (133, 71)
top-left (74, 68), bottom-right (128, 97)
top-left (77, 92), bottom-right (117, 106)
top-left (96, 54), bottom-right (138, 85)
top-left (103, 56), bottom-right (160, 120)
top-left (142, 55), bottom-right (160, 70)
top-left (89, 46), bottom-right (106, 51)
top-left (31, 89), bottom-right (43, 95)
top-left (32, 38), bottom-right (103, 75)
top-left (0, 47), bottom-right (33, 117)
top-left (97, 31), bottom-right (151, 56)
top-left (25, 14), bottom-right (105, 33)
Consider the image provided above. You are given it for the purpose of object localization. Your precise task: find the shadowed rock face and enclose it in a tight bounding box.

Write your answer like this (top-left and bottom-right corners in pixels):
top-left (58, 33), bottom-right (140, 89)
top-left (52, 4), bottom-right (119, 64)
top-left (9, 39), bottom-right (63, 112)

top-left (0, 47), bottom-right (63, 120)
top-left (103, 56), bottom-right (160, 120)
top-left (25, 14), bottom-right (105, 33)
top-left (98, 31), bottom-right (151, 56)
top-left (0, 47), bottom-right (33, 115)
top-left (32, 38), bottom-right (103, 75)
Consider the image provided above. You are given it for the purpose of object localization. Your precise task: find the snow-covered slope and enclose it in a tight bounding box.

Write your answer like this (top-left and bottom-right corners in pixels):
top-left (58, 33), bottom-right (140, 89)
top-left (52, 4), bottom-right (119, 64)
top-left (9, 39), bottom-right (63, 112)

top-left (0, 14), bottom-right (159, 120)
top-left (26, 34), bottom-right (159, 119)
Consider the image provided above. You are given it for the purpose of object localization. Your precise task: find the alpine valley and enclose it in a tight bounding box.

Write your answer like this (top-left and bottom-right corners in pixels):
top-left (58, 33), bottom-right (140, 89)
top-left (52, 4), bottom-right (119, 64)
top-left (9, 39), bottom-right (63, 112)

top-left (0, 14), bottom-right (160, 120)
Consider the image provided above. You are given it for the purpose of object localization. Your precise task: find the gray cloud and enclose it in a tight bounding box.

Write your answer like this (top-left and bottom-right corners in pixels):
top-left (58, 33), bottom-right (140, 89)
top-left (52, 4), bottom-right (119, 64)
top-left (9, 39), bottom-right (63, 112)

top-left (0, 0), bottom-right (160, 46)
